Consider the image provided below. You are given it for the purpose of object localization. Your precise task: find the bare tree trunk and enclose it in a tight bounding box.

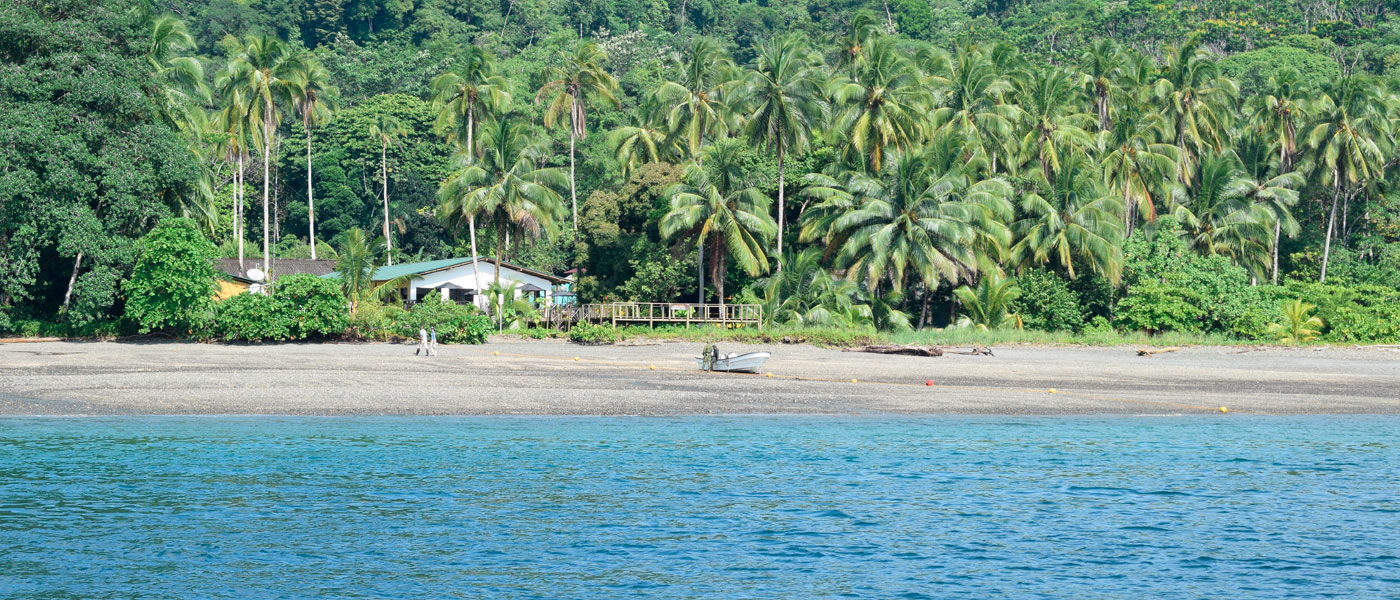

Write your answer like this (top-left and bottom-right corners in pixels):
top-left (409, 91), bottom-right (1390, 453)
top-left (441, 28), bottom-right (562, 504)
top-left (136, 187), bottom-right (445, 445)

top-left (1320, 183), bottom-right (1340, 283)
top-left (496, 216), bottom-right (505, 331)
top-left (1272, 219), bottom-right (1281, 285)
top-left (237, 154), bottom-right (245, 271)
top-left (918, 283), bottom-right (930, 329)
top-left (307, 125), bottom-right (316, 259)
top-left (466, 108), bottom-right (474, 160)
top-left (776, 143), bottom-right (785, 271)
top-left (62, 252), bottom-right (83, 310)
top-left (697, 239), bottom-right (705, 304)
top-left (382, 142), bottom-right (392, 265)
top-left (714, 241), bottom-right (726, 311)
top-left (569, 132), bottom-right (578, 231)
top-left (262, 114), bottom-right (272, 278)
top-left (469, 216), bottom-right (481, 309)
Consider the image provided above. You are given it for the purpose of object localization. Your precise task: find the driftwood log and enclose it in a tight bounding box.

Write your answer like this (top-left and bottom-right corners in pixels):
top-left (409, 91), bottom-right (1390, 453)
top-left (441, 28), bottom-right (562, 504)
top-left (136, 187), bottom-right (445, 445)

top-left (1136, 346), bottom-right (1180, 357)
top-left (846, 344), bottom-right (945, 357)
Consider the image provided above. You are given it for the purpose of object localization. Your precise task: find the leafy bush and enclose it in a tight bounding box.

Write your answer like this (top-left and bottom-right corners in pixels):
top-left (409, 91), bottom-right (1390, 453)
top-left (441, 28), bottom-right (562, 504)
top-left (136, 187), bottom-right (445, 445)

top-left (274, 274), bottom-right (349, 339)
top-left (1114, 283), bottom-right (1205, 334)
top-left (124, 218), bottom-right (220, 334)
top-left (394, 295), bottom-right (492, 344)
top-left (1267, 299), bottom-right (1324, 344)
top-left (209, 293), bottom-right (292, 342)
top-left (1286, 282), bottom-right (1400, 343)
top-left (569, 322), bottom-right (620, 345)
top-left (1010, 269), bottom-right (1085, 332)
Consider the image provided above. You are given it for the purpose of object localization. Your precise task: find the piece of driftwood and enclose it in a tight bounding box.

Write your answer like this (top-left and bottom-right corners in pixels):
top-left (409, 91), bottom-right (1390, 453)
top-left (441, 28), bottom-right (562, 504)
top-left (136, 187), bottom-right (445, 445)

top-left (944, 346), bottom-right (994, 356)
top-left (846, 344), bottom-right (945, 357)
top-left (1136, 346), bottom-right (1180, 357)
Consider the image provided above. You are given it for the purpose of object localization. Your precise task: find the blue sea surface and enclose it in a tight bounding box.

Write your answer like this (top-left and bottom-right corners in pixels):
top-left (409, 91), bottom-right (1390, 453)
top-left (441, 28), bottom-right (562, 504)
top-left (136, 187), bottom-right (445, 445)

top-left (0, 416), bottom-right (1397, 599)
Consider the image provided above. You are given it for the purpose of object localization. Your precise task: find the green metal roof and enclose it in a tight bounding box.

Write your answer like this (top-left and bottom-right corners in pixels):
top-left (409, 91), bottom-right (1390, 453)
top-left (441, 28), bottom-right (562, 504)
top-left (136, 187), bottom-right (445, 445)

top-left (322, 256), bottom-right (571, 284)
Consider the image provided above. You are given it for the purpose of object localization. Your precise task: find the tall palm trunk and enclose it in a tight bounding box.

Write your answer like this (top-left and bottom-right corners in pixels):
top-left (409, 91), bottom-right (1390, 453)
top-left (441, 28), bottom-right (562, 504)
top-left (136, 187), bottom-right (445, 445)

top-left (466, 106), bottom-right (474, 159)
top-left (1272, 219), bottom-right (1281, 284)
top-left (236, 153), bottom-right (245, 270)
top-left (568, 131), bottom-right (578, 232)
top-left (381, 141), bottom-right (392, 265)
top-left (713, 238), bottom-right (726, 311)
top-left (1320, 177), bottom-right (1340, 283)
top-left (262, 107), bottom-right (272, 278)
top-left (697, 242), bottom-right (705, 303)
top-left (496, 215), bottom-right (505, 331)
top-left (776, 143), bottom-right (786, 271)
top-left (306, 123), bottom-right (316, 259)
top-left (469, 216), bottom-right (481, 309)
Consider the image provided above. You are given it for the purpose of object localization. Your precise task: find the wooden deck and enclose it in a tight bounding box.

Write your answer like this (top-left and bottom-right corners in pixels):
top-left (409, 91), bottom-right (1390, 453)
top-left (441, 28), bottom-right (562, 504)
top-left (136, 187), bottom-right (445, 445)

top-left (541, 303), bottom-right (763, 329)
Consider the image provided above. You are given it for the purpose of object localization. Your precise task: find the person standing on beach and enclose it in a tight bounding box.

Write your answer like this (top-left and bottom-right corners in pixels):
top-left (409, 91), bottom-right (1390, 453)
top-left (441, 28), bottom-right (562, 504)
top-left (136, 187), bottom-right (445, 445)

top-left (429, 326), bottom-right (438, 356)
top-left (416, 326), bottom-right (428, 356)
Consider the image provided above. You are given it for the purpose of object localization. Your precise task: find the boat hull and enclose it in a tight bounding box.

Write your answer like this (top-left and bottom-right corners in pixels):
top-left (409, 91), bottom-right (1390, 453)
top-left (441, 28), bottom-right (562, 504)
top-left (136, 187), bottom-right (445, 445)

top-left (696, 351), bottom-right (771, 374)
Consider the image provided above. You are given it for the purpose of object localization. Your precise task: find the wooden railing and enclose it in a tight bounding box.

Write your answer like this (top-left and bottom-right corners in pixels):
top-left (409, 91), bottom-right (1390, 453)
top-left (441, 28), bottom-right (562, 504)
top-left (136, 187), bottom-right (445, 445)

top-left (541, 303), bottom-right (763, 329)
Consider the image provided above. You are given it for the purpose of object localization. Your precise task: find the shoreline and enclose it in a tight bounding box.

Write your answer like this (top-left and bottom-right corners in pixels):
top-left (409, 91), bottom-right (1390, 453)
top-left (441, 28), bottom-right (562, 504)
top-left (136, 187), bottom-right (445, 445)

top-left (2, 339), bottom-right (1397, 416)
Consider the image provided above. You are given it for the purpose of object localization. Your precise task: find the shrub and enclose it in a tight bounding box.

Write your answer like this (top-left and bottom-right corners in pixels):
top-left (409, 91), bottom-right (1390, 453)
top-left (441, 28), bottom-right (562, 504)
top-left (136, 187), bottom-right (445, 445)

top-left (1114, 283), bottom-right (1204, 334)
top-left (210, 293), bottom-right (292, 342)
top-left (394, 295), bottom-right (492, 344)
top-left (1286, 282), bottom-right (1400, 343)
top-left (1010, 269), bottom-right (1085, 332)
top-left (1267, 299), bottom-right (1324, 344)
top-left (569, 322), bottom-right (619, 345)
top-left (124, 218), bottom-right (220, 334)
top-left (274, 274), bottom-right (348, 339)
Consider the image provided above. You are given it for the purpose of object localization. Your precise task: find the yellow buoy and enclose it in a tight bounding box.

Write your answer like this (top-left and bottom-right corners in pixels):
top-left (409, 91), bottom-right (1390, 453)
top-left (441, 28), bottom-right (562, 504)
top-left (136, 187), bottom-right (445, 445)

top-left (649, 365), bottom-right (655, 370)
top-left (492, 351), bottom-right (499, 356)
top-left (765, 372), bottom-right (773, 378)
top-left (1048, 388), bottom-right (1057, 394)
top-left (1219, 406), bottom-right (1229, 413)
top-left (573, 356), bottom-right (580, 361)
top-left (851, 378), bottom-right (858, 383)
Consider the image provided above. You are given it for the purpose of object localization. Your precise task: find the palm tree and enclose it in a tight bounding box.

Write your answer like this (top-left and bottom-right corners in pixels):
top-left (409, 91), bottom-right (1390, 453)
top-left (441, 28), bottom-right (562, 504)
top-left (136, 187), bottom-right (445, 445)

top-left (333, 228), bottom-right (409, 315)
top-left (1305, 74), bottom-right (1390, 282)
top-left (144, 14), bottom-right (210, 132)
top-left (1267, 299), bottom-right (1323, 344)
top-left (1096, 107), bottom-right (1179, 236)
top-left (222, 34), bottom-right (301, 277)
top-left (369, 114), bottom-right (408, 265)
top-left (1235, 133), bottom-right (1304, 283)
top-left (954, 272), bottom-right (1022, 330)
top-left (1011, 154), bottom-right (1124, 283)
top-left (214, 88), bottom-right (251, 270)
top-left (537, 40), bottom-right (620, 232)
top-left (431, 47), bottom-right (512, 159)
top-left (1247, 68), bottom-right (1309, 174)
top-left (1173, 152), bottom-right (1278, 277)
top-left (833, 13), bottom-right (879, 81)
top-left (753, 247), bottom-right (871, 328)
top-left (609, 103), bottom-right (683, 179)
top-left (829, 36), bottom-right (930, 173)
top-left (438, 117), bottom-right (567, 323)
top-left (736, 34), bottom-right (827, 260)
top-left (923, 43), bottom-right (1019, 174)
top-left (655, 38), bottom-right (737, 160)
top-left (1155, 36), bottom-right (1238, 183)
top-left (660, 140), bottom-right (777, 308)
top-left (1015, 66), bottom-right (1094, 181)
top-left (1078, 39), bottom-right (1123, 132)
top-left (817, 147), bottom-right (1012, 301)
top-left (288, 55), bottom-right (337, 260)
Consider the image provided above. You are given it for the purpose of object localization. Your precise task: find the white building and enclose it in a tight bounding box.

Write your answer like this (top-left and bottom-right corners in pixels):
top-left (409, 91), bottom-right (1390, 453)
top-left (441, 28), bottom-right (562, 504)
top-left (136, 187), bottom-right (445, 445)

top-left (340, 257), bottom-right (572, 310)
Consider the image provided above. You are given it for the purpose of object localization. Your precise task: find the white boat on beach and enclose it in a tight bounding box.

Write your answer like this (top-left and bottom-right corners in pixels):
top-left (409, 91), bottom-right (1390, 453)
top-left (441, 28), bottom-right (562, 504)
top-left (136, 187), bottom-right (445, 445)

top-left (696, 347), bottom-right (771, 373)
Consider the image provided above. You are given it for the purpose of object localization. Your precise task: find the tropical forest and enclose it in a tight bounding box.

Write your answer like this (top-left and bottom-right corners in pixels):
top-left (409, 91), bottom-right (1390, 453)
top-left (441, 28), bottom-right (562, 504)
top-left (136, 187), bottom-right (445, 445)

top-left (4, 0), bottom-right (1400, 344)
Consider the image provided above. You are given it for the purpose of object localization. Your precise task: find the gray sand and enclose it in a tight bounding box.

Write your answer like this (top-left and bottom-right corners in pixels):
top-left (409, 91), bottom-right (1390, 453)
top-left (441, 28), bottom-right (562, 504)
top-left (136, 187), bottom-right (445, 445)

top-left (1, 339), bottom-right (1397, 415)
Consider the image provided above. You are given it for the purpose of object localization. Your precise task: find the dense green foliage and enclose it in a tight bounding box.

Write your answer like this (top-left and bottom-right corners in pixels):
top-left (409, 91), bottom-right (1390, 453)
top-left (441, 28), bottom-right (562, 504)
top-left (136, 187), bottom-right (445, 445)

top-left (394, 294), bottom-right (493, 343)
top-left (124, 219), bottom-right (221, 334)
top-left (6, 0), bottom-right (1400, 345)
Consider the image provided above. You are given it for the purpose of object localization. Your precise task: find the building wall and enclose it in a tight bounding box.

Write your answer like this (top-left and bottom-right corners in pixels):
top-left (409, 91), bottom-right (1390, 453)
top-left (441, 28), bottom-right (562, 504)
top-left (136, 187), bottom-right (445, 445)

top-left (405, 262), bottom-right (557, 310)
top-left (215, 279), bottom-right (250, 300)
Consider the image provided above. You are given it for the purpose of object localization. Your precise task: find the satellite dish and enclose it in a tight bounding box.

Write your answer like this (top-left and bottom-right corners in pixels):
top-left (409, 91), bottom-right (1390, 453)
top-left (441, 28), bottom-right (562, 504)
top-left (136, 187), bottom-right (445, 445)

top-left (246, 268), bottom-right (265, 282)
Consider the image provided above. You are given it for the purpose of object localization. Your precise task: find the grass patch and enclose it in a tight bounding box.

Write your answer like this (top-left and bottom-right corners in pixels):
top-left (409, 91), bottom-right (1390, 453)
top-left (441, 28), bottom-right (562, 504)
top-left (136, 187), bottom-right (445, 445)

top-left (886, 328), bottom-right (1251, 347)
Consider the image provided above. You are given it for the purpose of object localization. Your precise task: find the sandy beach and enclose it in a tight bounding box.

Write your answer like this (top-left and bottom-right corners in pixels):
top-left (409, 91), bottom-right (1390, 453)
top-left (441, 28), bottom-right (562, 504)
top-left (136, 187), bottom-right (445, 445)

top-left (1, 338), bottom-right (1397, 415)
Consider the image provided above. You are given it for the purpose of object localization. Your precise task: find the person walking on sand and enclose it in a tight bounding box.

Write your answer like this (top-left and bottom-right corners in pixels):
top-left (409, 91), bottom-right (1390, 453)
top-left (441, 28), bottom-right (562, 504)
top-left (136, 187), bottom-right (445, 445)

top-left (428, 326), bottom-right (438, 356)
top-left (416, 326), bottom-right (428, 356)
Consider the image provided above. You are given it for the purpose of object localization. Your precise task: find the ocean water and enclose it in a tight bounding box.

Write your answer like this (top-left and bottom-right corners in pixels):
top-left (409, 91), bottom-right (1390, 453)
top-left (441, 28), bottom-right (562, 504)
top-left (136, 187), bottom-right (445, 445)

top-left (0, 416), bottom-right (1396, 599)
